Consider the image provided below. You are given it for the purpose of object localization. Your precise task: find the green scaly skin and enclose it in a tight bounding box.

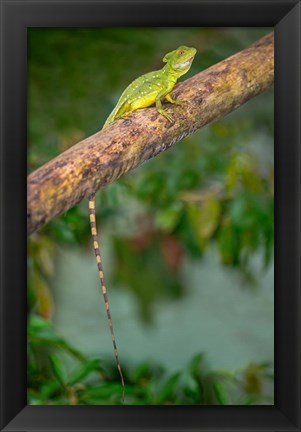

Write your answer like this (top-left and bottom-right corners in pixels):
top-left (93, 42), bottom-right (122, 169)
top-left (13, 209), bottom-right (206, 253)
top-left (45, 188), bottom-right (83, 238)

top-left (103, 45), bottom-right (197, 128)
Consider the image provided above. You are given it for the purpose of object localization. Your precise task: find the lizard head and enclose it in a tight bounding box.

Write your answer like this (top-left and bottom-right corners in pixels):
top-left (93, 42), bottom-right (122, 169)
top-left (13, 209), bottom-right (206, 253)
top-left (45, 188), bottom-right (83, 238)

top-left (163, 46), bottom-right (197, 76)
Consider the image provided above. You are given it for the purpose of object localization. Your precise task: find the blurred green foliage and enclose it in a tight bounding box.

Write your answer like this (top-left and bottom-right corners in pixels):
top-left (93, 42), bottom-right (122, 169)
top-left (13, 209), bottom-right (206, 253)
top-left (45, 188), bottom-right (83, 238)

top-left (27, 27), bottom-right (274, 404)
top-left (28, 315), bottom-right (273, 405)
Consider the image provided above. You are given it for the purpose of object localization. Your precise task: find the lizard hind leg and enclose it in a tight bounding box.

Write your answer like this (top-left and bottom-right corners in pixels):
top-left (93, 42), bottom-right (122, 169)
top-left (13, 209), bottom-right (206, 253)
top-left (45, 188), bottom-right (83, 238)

top-left (165, 93), bottom-right (184, 106)
top-left (88, 194), bottom-right (125, 402)
top-left (103, 100), bottom-right (132, 129)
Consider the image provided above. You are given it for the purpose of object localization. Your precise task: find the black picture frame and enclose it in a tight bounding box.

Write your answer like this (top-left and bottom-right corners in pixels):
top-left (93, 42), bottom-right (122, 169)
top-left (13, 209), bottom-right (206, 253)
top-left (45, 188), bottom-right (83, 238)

top-left (0, 0), bottom-right (300, 431)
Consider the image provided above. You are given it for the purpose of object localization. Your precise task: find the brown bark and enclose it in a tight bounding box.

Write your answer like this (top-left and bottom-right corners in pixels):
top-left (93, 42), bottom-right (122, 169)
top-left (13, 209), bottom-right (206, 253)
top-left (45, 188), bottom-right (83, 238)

top-left (27, 32), bottom-right (274, 235)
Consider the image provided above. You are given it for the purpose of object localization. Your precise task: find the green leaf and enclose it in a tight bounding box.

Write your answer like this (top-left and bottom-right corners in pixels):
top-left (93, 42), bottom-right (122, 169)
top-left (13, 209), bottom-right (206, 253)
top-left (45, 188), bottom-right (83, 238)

top-left (40, 380), bottom-right (61, 400)
top-left (181, 373), bottom-right (201, 403)
top-left (82, 383), bottom-right (123, 399)
top-left (68, 359), bottom-right (103, 385)
top-left (213, 381), bottom-right (229, 405)
top-left (49, 354), bottom-right (66, 388)
top-left (154, 202), bottom-right (183, 233)
top-left (181, 206), bottom-right (205, 256)
top-left (28, 314), bottom-right (53, 333)
top-left (217, 220), bottom-right (238, 265)
top-left (189, 353), bottom-right (205, 378)
top-left (155, 372), bottom-right (180, 404)
top-left (198, 195), bottom-right (221, 239)
top-left (226, 154), bottom-right (262, 195)
top-left (28, 315), bottom-right (87, 362)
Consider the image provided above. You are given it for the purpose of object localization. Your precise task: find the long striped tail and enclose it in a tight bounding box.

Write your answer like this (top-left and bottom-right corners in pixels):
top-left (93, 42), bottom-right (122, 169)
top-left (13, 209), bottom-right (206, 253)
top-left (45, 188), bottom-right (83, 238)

top-left (88, 193), bottom-right (125, 401)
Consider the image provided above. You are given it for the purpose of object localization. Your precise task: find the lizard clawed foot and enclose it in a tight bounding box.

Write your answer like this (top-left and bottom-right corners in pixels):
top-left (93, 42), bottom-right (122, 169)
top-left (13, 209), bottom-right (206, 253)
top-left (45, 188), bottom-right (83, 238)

top-left (157, 108), bottom-right (174, 123)
top-left (163, 112), bottom-right (175, 123)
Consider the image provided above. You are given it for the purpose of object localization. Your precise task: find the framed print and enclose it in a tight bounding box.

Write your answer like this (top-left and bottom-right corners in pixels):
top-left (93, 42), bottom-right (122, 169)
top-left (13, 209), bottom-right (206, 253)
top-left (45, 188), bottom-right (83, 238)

top-left (0, 0), bottom-right (300, 431)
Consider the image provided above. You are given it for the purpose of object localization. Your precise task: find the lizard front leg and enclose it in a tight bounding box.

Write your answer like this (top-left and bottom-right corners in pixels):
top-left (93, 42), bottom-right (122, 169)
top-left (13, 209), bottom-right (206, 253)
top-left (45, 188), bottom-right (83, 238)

top-left (155, 91), bottom-right (174, 123)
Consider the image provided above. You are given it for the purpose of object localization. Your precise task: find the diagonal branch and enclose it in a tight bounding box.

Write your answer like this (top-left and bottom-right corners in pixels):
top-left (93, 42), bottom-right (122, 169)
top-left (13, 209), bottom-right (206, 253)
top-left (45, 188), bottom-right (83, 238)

top-left (27, 32), bottom-right (274, 235)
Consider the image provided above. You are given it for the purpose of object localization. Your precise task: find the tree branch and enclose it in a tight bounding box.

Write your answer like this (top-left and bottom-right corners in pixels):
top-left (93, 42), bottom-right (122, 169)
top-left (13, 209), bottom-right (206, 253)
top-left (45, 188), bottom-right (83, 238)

top-left (27, 32), bottom-right (274, 235)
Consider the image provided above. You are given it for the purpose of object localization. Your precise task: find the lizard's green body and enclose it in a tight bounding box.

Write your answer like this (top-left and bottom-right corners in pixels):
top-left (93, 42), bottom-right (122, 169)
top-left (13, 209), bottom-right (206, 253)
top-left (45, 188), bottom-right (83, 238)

top-left (89, 46), bottom-right (197, 402)
top-left (103, 45), bottom-right (197, 127)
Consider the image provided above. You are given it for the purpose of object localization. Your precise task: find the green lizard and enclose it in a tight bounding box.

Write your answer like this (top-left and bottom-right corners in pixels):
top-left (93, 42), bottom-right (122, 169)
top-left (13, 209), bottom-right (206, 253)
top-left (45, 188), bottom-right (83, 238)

top-left (103, 45), bottom-right (197, 127)
top-left (89, 46), bottom-right (197, 402)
